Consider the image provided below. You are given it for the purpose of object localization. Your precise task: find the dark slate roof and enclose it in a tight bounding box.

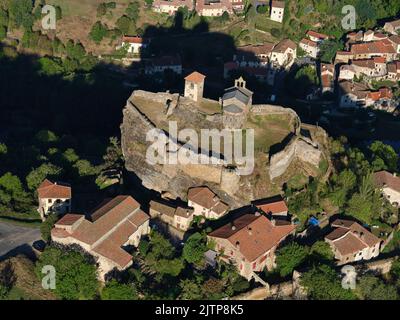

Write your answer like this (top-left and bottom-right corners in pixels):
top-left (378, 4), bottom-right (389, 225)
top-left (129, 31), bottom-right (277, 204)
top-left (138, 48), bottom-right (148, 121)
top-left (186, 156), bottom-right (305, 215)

top-left (222, 87), bottom-right (252, 105)
top-left (223, 104), bottom-right (244, 114)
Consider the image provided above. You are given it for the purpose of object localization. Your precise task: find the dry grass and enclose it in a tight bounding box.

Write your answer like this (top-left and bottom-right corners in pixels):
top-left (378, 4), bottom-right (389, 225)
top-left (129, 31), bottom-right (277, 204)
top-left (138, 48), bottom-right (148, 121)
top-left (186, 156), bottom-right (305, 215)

top-left (1, 255), bottom-right (57, 300)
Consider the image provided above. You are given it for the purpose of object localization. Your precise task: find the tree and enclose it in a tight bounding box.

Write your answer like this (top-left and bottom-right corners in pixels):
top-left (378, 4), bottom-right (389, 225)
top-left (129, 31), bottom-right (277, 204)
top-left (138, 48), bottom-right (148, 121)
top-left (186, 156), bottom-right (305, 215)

top-left (126, 2), bottom-right (140, 21)
top-left (0, 261), bottom-right (15, 299)
top-left (301, 264), bottom-right (356, 300)
top-left (73, 159), bottom-right (99, 177)
top-left (179, 279), bottom-right (203, 300)
top-left (0, 172), bottom-right (30, 212)
top-left (9, 0), bottom-right (34, 29)
top-left (0, 25), bottom-right (6, 41)
top-left (40, 214), bottom-right (58, 242)
top-left (102, 137), bottom-right (123, 171)
top-left (358, 275), bottom-right (398, 300)
top-left (26, 163), bottom-right (62, 190)
top-left (369, 141), bottom-right (399, 173)
top-left (309, 241), bottom-right (334, 261)
top-left (38, 57), bottom-right (64, 76)
top-left (89, 21), bottom-right (108, 43)
top-left (319, 39), bottom-right (344, 63)
top-left (97, 3), bottom-right (108, 17)
top-left (276, 242), bottom-right (309, 277)
top-left (182, 232), bottom-right (207, 265)
top-left (35, 247), bottom-right (99, 300)
top-left (101, 280), bottom-right (137, 300)
top-left (116, 15), bottom-right (135, 35)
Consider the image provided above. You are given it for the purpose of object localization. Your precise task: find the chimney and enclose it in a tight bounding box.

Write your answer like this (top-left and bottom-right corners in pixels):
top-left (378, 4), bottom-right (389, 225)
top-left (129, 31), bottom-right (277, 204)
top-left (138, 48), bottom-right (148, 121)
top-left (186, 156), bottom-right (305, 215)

top-left (248, 227), bottom-right (252, 236)
top-left (255, 211), bottom-right (261, 217)
top-left (235, 241), bottom-right (240, 249)
top-left (394, 172), bottom-right (397, 177)
top-left (231, 224), bottom-right (236, 231)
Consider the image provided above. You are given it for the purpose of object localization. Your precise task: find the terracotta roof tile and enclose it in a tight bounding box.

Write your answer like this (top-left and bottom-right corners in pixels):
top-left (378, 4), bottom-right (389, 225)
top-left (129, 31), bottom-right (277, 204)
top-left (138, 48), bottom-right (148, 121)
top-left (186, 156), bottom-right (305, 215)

top-left (37, 179), bottom-right (71, 199)
top-left (374, 170), bottom-right (400, 192)
top-left (185, 71), bottom-right (206, 83)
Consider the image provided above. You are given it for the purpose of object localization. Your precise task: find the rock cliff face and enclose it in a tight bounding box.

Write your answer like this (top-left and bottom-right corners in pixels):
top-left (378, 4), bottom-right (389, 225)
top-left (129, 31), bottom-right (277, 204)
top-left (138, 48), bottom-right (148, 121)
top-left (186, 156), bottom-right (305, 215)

top-left (121, 90), bottom-right (328, 207)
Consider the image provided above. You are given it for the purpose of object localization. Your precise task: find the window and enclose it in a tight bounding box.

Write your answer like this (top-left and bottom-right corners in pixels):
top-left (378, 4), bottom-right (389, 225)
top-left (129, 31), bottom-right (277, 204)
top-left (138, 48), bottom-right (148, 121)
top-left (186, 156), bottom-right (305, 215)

top-left (252, 261), bottom-right (257, 270)
top-left (48, 199), bottom-right (52, 203)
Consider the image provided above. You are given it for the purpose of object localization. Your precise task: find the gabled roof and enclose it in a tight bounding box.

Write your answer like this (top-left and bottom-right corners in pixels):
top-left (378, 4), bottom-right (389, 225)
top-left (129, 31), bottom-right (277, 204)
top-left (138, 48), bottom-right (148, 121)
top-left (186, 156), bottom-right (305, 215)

top-left (306, 30), bottom-right (330, 40)
top-left (209, 213), bottom-right (295, 262)
top-left (271, 0), bottom-right (285, 9)
top-left (122, 36), bottom-right (148, 44)
top-left (252, 195), bottom-right (288, 214)
top-left (185, 71), bottom-right (206, 83)
top-left (272, 39), bottom-right (296, 53)
top-left (51, 195), bottom-right (150, 269)
top-left (188, 186), bottom-right (228, 215)
top-left (373, 170), bottom-right (400, 192)
top-left (326, 219), bottom-right (380, 256)
top-left (37, 179), bottom-right (71, 199)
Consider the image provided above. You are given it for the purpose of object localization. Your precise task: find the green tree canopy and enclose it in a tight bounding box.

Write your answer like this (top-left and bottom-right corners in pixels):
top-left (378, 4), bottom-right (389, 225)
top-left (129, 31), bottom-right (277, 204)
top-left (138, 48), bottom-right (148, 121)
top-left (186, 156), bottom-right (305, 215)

top-left (26, 163), bottom-right (62, 190)
top-left (182, 232), bottom-right (207, 265)
top-left (276, 242), bottom-right (309, 277)
top-left (101, 279), bottom-right (137, 300)
top-left (35, 247), bottom-right (99, 300)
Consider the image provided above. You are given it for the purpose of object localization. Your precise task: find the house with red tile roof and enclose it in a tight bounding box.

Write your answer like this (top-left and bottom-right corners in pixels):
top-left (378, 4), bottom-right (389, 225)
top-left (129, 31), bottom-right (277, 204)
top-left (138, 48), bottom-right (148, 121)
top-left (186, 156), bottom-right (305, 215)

top-left (373, 171), bottom-right (400, 206)
top-left (320, 63), bottom-right (335, 94)
top-left (387, 61), bottom-right (400, 81)
top-left (299, 38), bottom-right (319, 59)
top-left (188, 186), bottom-right (229, 219)
top-left (152, 0), bottom-right (194, 15)
top-left (350, 40), bottom-right (397, 61)
top-left (51, 195), bottom-right (150, 280)
top-left (270, 0), bottom-right (285, 23)
top-left (119, 36), bottom-right (150, 55)
top-left (252, 195), bottom-right (288, 216)
top-left (184, 71), bottom-right (206, 102)
top-left (37, 179), bottom-right (71, 221)
top-left (196, 0), bottom-right (233, 17)
top-left (325, 219), bottom-right (381, 265)
top-left (208, 212), bottom-right (296, 280)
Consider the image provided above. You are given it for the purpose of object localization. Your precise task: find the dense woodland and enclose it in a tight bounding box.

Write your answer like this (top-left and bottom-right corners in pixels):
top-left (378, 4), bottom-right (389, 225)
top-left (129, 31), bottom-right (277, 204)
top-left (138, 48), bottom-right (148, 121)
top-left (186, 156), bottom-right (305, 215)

top-left (1, 0), bottom-right (400, 300)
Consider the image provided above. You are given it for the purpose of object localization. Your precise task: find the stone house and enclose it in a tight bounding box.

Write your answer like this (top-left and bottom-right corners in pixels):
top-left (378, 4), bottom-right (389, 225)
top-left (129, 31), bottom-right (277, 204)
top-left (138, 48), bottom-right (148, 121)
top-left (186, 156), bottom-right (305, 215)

top-left (251, 195), bottom-right (288, 217)
top-left (152, 0), bottom-right (194, 15)
top-left (320, 63), bottom-right (335, 94)
top-left (325, 219), bottom-right (381, 265)
top-left (365, 87), bottom-right (394, 110)
top-left (306, 30), bottom-right (330, 43)
top-left (188, 186), bottom-right (229, 220)
top-left (350, 40), bottom-right (397, 61)
top-left (270, 0), bottom-right (285, 23)
top-left (388, 35), bottom-right (400, 54)
top-left (145, 55), bottom-right (182, 75)
top-left (373, 170), bottom-right (400, 207)
top-left (51, 195), bottom-right (150, 280)
top-left (384, 19), bottom-right (400, 35)
top-left (351, 57), bottom-right (387, 79)
top-left (118, 36), bottom-right (149, 55)
top-left (208, 212), bottom-right (296, 280)
top-left (338, 65), bottom-right (356, 81)
top-left (149, 199), bottom-right (194, 231)
top-left (338, 80), bottom-right (370, 108)
top-left (387, 61), bottom-right (400, 81)
top-left (184, 71), bottom-right (206, 102)
top-left (196, 0), bottom-right (233, 16)
top-left (299, 38), bottom-right (319, 59)
top-left (37, 179), bottom-right (71, 221)
top-left (335, 51), bottom-right (354, 64)
top-left (270, 39), bottom-right (297, 67)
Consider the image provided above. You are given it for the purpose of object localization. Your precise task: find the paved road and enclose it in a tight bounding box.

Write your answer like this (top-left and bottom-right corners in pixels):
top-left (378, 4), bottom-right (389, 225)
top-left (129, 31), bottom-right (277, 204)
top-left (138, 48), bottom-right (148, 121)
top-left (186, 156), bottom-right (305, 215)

top-left (0, 222), bottom-right (41, 258)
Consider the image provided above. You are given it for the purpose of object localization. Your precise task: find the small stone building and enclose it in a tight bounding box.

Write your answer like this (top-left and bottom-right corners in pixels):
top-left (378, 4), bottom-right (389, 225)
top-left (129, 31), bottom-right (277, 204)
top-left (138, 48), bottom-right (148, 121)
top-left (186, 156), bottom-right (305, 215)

top-left (188, 186), bottom-right (229, 220)
top-left (184, 71), bottom-right (206, 102)
top-left (37, 179), bottom-right (71, 221)
top-left (149, 199), bottom-right (194, 231)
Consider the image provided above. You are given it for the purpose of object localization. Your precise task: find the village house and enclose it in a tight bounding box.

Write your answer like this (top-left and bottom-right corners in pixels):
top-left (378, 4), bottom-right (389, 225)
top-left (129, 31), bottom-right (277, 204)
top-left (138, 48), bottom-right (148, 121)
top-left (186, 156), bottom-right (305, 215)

top-left (389, 35), bottom-right (400, 54)
top-left (152, 0), bottom-right (194, 15)
top-left (37, 179), bottom-right (71, 221)
top-left (251, 195), bottom-right (288, 217)
top-left (338, 80), bottom-right (370, 108)
top-left (384, 19), bottom-right (400, 35)
top-left (320, 63), bottom-right (335, 94)
top-left (299, 38), bottom-right (319, 59)
top-left (325, 219), bottom-right (381, 265)
top-left (187, 186), bottom-right (229, 219)
top-left (306, 30), bottom-right (330, 43)
top-left (230, 0), bottom-right (245, 12)
top-left (351, 57), bottom-right (387, 79)
top-left (350, 40), bottom-right (397, 62)
top-left (207, 212), bottom-right (296, 280)
top-left (118, 36), bottom-right (150, 55)
top-left (270, 39), bottom-right (297, 67)
top-left (338, 65), bottom-right (356, 81)
top-left (51, 195), bottom-right (150, 280)
top-left (387, 61), bottom-right (400, 81)
top-left (149, 200), bottom-right (194, 231)
top-left (145, 55), bottom-right (182, 75)
top-left (184, 71), bottom-right (206, 102)
top-left (335, 51), bottom-right (354, 64)
top-left (196, 0), bottom-right (233, 16)
top-left (373, 170), bottom-right (400, 207)
top-left (270, 0), bottom-right (285, 23)
top-left (365, 87), bottom-right (394, 111)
